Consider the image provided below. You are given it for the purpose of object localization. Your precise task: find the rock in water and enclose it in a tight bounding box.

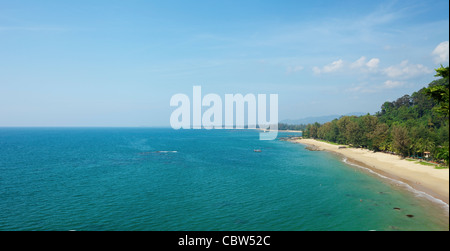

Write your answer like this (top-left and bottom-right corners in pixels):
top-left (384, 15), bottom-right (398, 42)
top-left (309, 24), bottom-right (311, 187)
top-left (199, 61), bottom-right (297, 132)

top-left (305, 145), bottom-right (321, 151)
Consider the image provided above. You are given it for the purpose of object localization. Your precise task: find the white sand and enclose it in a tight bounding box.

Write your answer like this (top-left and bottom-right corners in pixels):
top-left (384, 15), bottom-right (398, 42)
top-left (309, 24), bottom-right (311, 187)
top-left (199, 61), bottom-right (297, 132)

top-left (294, 139), bottom-right (449, 205)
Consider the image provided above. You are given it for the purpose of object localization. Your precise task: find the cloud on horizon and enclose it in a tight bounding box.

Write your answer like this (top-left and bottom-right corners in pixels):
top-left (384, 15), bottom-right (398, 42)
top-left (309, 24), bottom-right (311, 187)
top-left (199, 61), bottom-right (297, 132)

top-left (313, 59), bottom-right (344, 74)
top-left (350, 56), bottom-right (380, 72)
top-left (382, 80), bottom-right (405, 89)
top-left (432, 41), bottom-right (449, 64)
top-left (382, 60), bottom-right (432, 79)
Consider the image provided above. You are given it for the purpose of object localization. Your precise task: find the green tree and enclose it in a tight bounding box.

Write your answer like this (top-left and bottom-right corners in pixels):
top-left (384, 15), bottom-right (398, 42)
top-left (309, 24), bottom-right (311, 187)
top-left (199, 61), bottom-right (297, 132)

top-left (305, 122), bottom-right (321, 139)
top-left (435, 146), bottom-right (449, 165)
top-left (370, 123), bottom-right (389, 151)
top-left (360, 115), bottom-right (379, 148)
top-left (392, 125), bottom-right (411, 157)
top-left (425, 65), bottom-right (449, 118)
top-left (336, 116), bottom-right (352, 144)
top-left (345, 120), bottom-right (363, 146)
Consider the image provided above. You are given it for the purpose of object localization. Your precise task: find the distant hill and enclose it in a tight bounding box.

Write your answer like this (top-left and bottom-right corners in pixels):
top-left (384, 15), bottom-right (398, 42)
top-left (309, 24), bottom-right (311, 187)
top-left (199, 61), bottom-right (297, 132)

top-left (281, 112), bottom-right (366, 125)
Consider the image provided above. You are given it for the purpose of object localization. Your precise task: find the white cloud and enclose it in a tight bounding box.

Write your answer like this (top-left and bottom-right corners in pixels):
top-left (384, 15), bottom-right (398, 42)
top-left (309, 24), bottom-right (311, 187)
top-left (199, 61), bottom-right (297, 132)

top-left (313, 59), bottom-right (344, 74)
top-left (432, 41), bottom-right (449, 64)
top-left (351, 57), bottom-right (367, 69)
top-left (366, 58), bottom-right (380, 69)
top-left (347, 80), bottom-right (405, 93)
top-left (383, 60), bottom-right (432, 78)
top-left (315, 57), bottom-right (430, 81)
top-left (324, 60), bottom-right (344, 73)
top-left (350, 57), bottom-right (379, 71)
top-left (382, 80), bottom-right (404, 89)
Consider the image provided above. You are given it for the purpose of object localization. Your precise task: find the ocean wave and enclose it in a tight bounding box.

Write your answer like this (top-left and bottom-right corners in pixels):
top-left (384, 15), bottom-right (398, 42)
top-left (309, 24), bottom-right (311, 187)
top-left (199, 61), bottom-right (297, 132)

top-left (139, 151), bottom-right (178, 155)
top-left (342, 157), bottom-right (450, 213)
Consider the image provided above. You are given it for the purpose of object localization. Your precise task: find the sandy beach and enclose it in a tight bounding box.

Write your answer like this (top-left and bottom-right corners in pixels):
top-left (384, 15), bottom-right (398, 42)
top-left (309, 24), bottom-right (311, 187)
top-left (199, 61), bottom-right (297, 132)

top-left (293, 138), bottom-right (450, 205)
top-left (257, 129), bottom-right (303, 133)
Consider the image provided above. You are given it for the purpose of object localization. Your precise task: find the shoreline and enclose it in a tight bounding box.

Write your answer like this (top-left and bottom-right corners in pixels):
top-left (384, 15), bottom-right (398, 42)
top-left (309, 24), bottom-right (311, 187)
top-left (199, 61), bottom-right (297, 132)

top-left (291, 138), bottom-right (449, 208)
top-left (257, 129), bottom-right (303, 133)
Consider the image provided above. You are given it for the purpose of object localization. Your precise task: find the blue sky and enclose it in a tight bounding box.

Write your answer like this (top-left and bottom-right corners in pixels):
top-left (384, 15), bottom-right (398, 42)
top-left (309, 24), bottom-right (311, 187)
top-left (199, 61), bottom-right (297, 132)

top-left (0, 0), bottom-right (449, 127)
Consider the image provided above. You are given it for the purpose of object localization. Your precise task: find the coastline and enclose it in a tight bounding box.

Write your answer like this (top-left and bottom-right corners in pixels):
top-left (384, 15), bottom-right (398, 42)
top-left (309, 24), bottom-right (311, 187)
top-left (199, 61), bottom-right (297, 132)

top-left (257, 129), bottom-right (303, 133)
top-left (292, 138), bottom-right (450, 207)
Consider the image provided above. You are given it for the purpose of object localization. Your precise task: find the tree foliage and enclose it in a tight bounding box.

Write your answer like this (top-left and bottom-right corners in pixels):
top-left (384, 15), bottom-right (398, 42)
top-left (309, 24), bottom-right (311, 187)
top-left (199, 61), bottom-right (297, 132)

top-left (425, 65), bottom-right (449, 118)
top-left (278, 123), bottom-right (306, 131)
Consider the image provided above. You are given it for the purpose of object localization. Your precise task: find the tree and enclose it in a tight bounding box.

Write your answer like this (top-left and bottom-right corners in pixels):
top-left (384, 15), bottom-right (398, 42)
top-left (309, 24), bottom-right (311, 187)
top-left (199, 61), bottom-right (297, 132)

top-left (305, 122), bottom-right (321, 139)
top-left (411, 88), bottom-right (435, 118)
top-left (392, 125), bottom-right (411, 157)
top-left (361, 115), bottom-right (379, 148)
top-left (425, 65), bottom-right (449, 118)
top-left (393, 95), bottom-right (412, 108)
top-left (380, 101), bottom-right (394, 116)
top-left (317, 122), bottom-right (332, 141)
top-left (345, 120), bottom-right (363, 146)
top-left (320, 121), bottom-right (339, 142)
top-left (336, 116), bottom-right (352, 144)
top-left (369, 123), bottom-right (389, 151)
top-left (435, 146), bottom-right (449, 165)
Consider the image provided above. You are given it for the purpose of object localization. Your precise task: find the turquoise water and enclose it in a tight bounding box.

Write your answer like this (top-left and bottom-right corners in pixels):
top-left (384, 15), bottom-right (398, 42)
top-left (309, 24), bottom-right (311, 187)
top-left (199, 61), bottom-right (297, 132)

top-left (0, 128), bottom-right (448, 231)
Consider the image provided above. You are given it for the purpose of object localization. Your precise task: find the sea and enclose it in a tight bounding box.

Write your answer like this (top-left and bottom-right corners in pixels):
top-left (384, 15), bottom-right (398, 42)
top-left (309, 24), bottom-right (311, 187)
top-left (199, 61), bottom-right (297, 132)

top-left (0, 128), bottom-right (448, 231)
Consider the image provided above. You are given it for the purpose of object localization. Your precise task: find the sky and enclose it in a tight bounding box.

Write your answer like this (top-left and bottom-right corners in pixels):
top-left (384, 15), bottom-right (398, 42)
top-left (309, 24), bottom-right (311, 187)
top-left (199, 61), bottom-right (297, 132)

top-left (0, 0), bottom-right (449, 127)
